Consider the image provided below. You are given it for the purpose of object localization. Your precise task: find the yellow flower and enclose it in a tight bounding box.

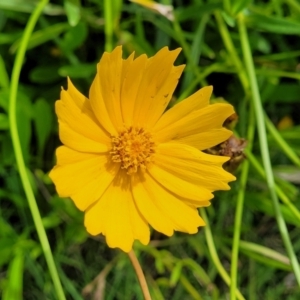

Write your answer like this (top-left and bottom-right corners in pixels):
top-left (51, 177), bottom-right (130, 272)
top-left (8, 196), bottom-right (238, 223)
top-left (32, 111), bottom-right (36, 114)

top-left (49, 46), bottom-right (235, 252)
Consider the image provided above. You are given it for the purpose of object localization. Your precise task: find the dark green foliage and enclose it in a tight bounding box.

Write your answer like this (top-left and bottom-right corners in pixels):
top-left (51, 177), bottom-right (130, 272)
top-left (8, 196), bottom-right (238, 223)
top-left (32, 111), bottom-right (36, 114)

top-left (1, 0), bottom-right (300, 299)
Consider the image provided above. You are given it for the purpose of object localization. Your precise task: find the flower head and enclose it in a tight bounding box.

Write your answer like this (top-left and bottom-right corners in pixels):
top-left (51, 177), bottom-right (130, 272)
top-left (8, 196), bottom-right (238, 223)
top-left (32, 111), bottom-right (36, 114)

top-left (49, 46), bottom-right (235, 252)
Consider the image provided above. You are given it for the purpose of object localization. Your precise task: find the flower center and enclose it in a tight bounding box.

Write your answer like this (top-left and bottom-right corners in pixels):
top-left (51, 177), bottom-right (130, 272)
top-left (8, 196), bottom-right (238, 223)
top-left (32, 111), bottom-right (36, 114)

top-left (110, 127), bottom-right (155, 175)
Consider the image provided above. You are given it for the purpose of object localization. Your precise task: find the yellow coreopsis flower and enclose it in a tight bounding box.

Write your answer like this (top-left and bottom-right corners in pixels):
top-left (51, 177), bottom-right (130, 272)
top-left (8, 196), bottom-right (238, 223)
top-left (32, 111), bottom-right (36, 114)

top-left (49, 46), bottom-right (235, 252)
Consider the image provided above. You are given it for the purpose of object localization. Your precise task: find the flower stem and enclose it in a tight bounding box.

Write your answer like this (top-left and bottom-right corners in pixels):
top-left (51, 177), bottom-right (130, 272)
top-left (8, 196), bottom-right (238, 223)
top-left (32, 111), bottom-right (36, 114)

top-left (8, 1), bottom-right (66, 299)
top-left (238, 12), bottom-right (300, 287)
top-left (104, 0), bottom-right (113, 51)
top-left (214, 11), bottom-right (249, 94)
top-left (245, 150), bottom-right (300, 223)
top-left (214, 11), bottom-right (252, 299)
top-left (264, 113), bottom-right (300, 168)
top-left (172, 15), bottom-right (207, 88)
top-left (128, 249), bottom-right (152, 300)
top-left (230, 105), bottom-right (255, 300)
top-left (200, 209), bottom-right (246, 300)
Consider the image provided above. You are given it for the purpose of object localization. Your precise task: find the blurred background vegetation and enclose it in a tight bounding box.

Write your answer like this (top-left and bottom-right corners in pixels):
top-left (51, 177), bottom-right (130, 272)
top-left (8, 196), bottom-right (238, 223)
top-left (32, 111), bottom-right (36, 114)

top-left (1, 0), bottom-right (300, 299)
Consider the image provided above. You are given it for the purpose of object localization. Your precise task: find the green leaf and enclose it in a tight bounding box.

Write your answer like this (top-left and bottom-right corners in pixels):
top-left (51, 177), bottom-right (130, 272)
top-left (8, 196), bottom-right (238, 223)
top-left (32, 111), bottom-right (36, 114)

top-left (274, 166), bottom-right (300, 184)
top-left (221, 10), bottom-right (235, 27)
top-left (42, 213), bottom-right (62, 229)
top-left (269, 83), bottom-right (300, 103)
top-left (2, 253), bottom-right (24, 300)
top-left (111, 0), bottom-right (123, 27)
top-left (16, 93), bottom-right (32, 164)
top-left (33, 98), bottom-right (52, 155)
top-left (0, 89), bottom-right (10, 111)
top-left (170, 261), bottom-right (182, 287)
top-left (64, 0), bottom-right (81, 27)
top-left (231, 0), bottom-right (252, 16)
top-left (175, 3), bottom-right (222, 22)
top-left (245, 192), bottom-right (300, 227)
top-left (245, 11), bottom-right (300, 35)
top-left (29, 65), bottom-right (60, 84)
top-left (1, 134), bottom-right (15, 165)
top-left (60, 21), bottom-right (88, 52)
top-left (0, 237), bottom-right (16, 267)
top-left (0, 32), bottom-right (22, 45)
top-left (0, 0), bottom-right (64, 15)
top-left (58, 63), bottom-right (95, 78)
top-left (0, 55), bottom-right (9, 88)
top-left (180, 14), bottom-right (209, 93)
top-left (10, 22), bottom-right (70, 54)
top-left (0, 0), bottom-right (40, 13)
top-left (0, 113), bottom-right (9, 130)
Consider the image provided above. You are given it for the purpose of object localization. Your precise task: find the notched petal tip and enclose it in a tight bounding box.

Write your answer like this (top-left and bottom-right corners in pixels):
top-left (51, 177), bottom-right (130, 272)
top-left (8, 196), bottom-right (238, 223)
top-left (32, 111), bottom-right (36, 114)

top-left (106, 238), bottom-right (133, 253)
top-left (154, 46), bottom-right (182, 63)
top-left (202, 85), bottom-right (213, 99)
top-left (169, 47), bottom-right (182, 56)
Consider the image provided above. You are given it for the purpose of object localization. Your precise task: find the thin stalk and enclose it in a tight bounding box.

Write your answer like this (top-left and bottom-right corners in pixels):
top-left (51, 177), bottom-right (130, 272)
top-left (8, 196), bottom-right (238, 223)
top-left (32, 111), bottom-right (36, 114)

top-left (246, 150), bottom-right (300, 223)
top-left (200, 209), bottom-right (246, 300)
top-left (230, 104), bottom-right (255, 300)
top-left (214, 10), bottom-right (252, 298)
top-left (238, 12), bottom-right (300, 286)
top-left (285, 0), bottom-right (300, 14)
top-left (128, 250), bottom-right (152, 300)
top-left (179, 275), bottom-right (203, 300)
top-left (255, 68), bottom-right (300, 80)
top-left (264, 113), bottom-right (300, 168)
top-left (104, 0), bottom-right (113, 51)
top-left (8, 1), bottom-right (66, 299)
top-left (214, 10), bottom-right (249, 93)
top-left (172, 15), bottom-right (207, 87)
top-left (176, 63), bottom-right (224, 103)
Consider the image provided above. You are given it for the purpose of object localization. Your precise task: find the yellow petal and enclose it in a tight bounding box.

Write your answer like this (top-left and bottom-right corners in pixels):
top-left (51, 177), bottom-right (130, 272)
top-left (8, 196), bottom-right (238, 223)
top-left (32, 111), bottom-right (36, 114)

top-left (49, 147), bottom-right (118, 210)
top-left (132, 47), bottom-right (183, 127)
top-left (173, 128), bottom-right (233, 150)
top-left (154, 86), bottom-right (212, 132)
top-left (137, 171), bottom-right (205, 233)
top-left (58, 121), bottom-right (109, 153)
top-left (71, 160), bottom-right (120, 211)
top-left (121, 52), bottom-right (135, 84)
top-left (121, 54), bottom-right (148, 126)
top-left (84, 171), bottom-right (149, 252)
top-left (53, 145), bottom-right (95, 165)
top-left (95, 46), bottom-right (124, 129)
top-left (131, 171), bottom-right (174, 236)
top-left (56, 79), bottom-right (110, 152)
top-left (128, 190), bottom-right (150, 246)
top-left (145, 65), bottom-right (185, 128)
top-left (148, 164), bottom-right (214, 202)
top-left (89, 48), bottom-right (126, 135)
top-left (155, 143), bottom-right (236, 192)
top-left (154, 103), bottom-right (235, 144)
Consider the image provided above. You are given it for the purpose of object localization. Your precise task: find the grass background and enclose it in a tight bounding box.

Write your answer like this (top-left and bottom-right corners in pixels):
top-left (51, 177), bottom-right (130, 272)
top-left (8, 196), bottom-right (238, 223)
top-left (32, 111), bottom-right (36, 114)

top-left (1, 0), bottom-right (300, 299)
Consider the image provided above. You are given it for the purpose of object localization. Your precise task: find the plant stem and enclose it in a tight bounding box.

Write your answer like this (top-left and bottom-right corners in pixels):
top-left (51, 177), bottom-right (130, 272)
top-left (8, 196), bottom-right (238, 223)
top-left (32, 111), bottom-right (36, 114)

top-left (214, 10), bottom-right (249, 94)
top-left (264, 113), bottom-right (300, 168)
top-left (245, 150), bottom-right (300, 223)
top-left (104, 0), bottom-right (113, 51)
top-left (128, 249), bottom-right (152, 300)
top-left (8, 1), bottom-right (66, 299)
top-left (230, 104), bottom-right (255, 300)
top-left (200, 209), bottom-right (245, 300)
top-left (238, 12), bottom-right (300, 287)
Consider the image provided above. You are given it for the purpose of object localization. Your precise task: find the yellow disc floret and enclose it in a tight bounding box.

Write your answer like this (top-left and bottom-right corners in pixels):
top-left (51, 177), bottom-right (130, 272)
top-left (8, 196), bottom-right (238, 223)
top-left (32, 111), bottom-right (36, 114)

top-left (110, 127), bottom-right (155, 174)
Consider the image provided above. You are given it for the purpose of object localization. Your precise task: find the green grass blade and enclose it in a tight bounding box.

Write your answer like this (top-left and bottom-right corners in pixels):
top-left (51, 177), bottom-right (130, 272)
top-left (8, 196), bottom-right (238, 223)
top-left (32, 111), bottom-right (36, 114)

top-left (237, 12), bottom-right (300, 287)
top-left (8, 0), bottom-right (66, 299)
